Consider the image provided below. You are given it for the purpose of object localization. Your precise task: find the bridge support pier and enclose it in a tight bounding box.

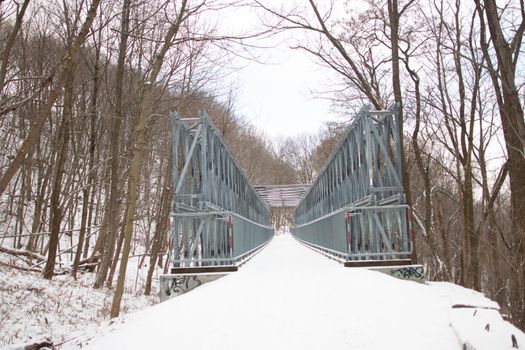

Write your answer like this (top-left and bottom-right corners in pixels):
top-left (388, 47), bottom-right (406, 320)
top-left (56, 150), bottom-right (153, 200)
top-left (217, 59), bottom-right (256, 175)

top-left (363, 264), bottom-right (425, 283)
top-left (159, 272), bottom-right (231, 302)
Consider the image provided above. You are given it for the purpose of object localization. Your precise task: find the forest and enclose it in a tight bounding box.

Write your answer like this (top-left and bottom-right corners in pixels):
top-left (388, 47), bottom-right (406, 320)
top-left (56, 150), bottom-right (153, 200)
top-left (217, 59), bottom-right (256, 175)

top-left (0, 0), bottom-right (524, 341)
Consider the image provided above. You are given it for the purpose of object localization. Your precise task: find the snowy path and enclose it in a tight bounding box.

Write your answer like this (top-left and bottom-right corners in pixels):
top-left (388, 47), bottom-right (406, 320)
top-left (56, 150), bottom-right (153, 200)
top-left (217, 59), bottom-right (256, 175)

top-left (84, 234), bottom-right (519, 349)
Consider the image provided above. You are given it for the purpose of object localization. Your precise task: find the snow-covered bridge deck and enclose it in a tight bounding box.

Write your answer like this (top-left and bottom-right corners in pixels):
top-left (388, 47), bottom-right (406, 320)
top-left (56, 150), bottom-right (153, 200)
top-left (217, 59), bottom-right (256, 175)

top-left (85, 234), bottom-right (522, 349)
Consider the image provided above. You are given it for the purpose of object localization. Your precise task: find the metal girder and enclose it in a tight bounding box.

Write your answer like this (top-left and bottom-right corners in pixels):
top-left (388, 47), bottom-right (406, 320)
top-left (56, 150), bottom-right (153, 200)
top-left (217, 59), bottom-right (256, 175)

top-left (170, 111), bottom-right (273, 267)
top-left (291, 105), bottom-right (412, 261)
top-left (254, 184), bottom-right (310, 207)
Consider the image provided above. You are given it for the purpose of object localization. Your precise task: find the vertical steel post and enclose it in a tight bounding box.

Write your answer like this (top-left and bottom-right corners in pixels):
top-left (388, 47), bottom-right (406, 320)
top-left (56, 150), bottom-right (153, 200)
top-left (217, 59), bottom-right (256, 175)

top-left (170, 112), bottom-right (181, 266)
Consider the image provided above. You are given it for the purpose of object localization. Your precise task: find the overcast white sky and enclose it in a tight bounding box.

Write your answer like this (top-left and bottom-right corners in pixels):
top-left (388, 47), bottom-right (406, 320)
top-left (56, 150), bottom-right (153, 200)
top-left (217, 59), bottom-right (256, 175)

top-left (215, 1), bottom-right (341, 140)
top-left (234, 45), bottom-right (337, 140)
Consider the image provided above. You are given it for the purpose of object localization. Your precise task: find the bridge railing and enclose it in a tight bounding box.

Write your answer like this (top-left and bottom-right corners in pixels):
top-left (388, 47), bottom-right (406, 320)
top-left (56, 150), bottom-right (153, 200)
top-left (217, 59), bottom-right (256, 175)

top-left (170, 112), bottom-right (273, 267)
top-left (292, 105), bottom-right (412, 261)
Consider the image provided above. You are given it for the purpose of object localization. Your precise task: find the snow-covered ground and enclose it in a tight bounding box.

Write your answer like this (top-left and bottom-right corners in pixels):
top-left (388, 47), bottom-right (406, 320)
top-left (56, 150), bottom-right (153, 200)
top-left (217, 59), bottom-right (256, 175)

top-left (0, 255), bottom-right (158, 349)
top-left (77, 233), bottom-right (524, 350)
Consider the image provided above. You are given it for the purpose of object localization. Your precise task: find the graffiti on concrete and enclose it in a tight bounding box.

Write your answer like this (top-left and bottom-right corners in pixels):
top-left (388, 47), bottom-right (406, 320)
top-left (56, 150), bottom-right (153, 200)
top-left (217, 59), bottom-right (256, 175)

top-left (159, 273), bottom-right (227, 301)
top-left (166, 275), bottom-right (203, 297)
top-left (391, 266), bottom-right (425, 282)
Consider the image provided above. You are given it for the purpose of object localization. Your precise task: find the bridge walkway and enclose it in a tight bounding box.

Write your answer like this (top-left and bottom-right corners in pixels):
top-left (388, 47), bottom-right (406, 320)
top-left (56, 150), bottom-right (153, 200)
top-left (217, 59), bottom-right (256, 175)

top-left (86, 234), bottom-right (470, 349)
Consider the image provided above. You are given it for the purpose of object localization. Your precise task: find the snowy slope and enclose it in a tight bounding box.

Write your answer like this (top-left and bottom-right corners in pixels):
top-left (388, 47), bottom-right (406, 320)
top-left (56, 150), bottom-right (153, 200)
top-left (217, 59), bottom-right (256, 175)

top-left (0, 256), bottom-right (158, 348)
top-left (80, 233), bottom-right (524, 350)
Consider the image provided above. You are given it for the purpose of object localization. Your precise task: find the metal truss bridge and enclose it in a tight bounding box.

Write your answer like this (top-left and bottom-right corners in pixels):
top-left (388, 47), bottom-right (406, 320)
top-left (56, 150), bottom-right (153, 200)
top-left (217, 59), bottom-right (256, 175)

top-left (93, 106), bottom-right (516, 350)
top-left (169, 104), bottom-right (412, 271)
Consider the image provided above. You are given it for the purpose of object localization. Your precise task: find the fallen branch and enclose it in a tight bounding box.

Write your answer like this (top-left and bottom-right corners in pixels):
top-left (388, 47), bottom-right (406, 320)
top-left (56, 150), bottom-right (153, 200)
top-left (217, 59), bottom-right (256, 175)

top-left (452, 304), bottom-right (499, 311)
top-left (79, 254), bottom-right (99, 265)
top-left (5, 339), bottom-right (54, 350)
top-left (78, 262), bottom-right (98, 272)
top-left (0, 246), bottom-right (46, 262)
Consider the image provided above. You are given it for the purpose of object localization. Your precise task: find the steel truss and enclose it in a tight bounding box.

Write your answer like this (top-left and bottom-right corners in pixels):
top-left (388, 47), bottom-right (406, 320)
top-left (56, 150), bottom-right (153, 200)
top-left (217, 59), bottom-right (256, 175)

top-left (292, 105), bottom-right (413, 261)
top-left (171, 112), bottom-right (273, 267)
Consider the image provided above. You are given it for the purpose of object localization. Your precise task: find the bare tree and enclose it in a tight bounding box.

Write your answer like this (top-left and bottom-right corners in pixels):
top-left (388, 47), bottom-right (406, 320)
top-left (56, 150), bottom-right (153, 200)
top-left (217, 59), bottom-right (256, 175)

top-left (93, 0), bottom-right (132, 289)
top-left (42, 0), bottom-right (99, 280)
top-left (0, 0), bottom-right (102, 197)
top-left (279, 135), bottom-right (318, 184)
top-left (110, 0), bottom-right (191, 318)
top-left (0, 0), bottom-right (30, 91)
top-left (474, 0), bottom-right (525, 328)
top-left (144, 154), bottom-right (172, 295)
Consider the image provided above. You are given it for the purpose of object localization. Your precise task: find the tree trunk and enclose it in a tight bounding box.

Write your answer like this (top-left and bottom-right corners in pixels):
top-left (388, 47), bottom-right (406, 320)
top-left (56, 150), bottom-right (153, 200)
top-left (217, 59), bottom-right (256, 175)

top-left (475, 0), bottom-right (525, 326)
top-left (145, 158), bottom-right (172, 295)
top-left (83, 163), bottom-right (98, 259)
top-left (26, 160), bottom-right (50, 254)
top-left (72, 186), bottom-right (90, 278)
top-left (387, 0), bottom-right (414, 262)
top-left (42, 73), bottom-right (73, 280)
top-left (94, 0), bottom-right (131, 289)
top-left (107, 219), bottom-right (125, 288)
top-left (110, 0), bottom-right (188, 318)
top-left (72, 60), bottom-right (99, 278)
top-left (461, 164), bottom-right (476, 289)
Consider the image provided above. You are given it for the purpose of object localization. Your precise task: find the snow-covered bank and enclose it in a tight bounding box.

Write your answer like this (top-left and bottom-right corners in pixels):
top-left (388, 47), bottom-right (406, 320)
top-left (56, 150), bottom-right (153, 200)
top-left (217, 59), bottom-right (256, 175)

top-left (78, 233), bottom-right (524, 350)
top-left (0, 256), bottom-right (158, 348)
